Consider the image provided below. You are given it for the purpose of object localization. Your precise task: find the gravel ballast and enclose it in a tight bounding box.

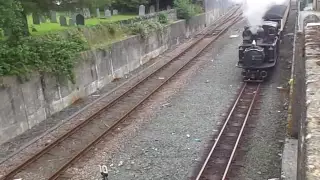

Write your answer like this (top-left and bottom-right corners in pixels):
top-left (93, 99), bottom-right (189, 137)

top-left (64, 20), bottom-right (246, 180)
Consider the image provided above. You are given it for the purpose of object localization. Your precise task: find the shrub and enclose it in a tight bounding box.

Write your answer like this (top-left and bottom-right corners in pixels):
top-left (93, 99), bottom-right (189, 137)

top-left (128, 20), bottom-right (164, 38)
top-left (193, 3), bottom-right (204, 14)
top-left (174, 0), bottom-right (203, 21)
top-left (104, 23), bottom-right (117, 36)
top-left (0, 32), bottom-right (88, 83)
top-left (158, 12), bottom-right (169, 24)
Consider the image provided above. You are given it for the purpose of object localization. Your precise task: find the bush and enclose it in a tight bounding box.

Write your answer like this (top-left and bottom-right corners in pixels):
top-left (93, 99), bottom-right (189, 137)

top-left (102, 23), bottom-right (117, 36)
top-left (174, 0), bottom-right (203, 21)
top-left (193, 3), bottom-right (204, 14)
top-left (158, 12), bottom-right (169, 24)
top-left (0, 32), bottom-right (88, 83)
top-left (128, 20), bottom-right (164, 38)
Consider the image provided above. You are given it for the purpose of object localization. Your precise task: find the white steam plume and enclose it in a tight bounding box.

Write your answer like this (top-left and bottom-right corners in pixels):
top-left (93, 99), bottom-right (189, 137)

top-left (231, 0), bottom-right (288, 32)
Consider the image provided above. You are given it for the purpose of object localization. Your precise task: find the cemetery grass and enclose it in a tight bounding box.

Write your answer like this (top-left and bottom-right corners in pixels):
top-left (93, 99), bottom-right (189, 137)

top-left (27, 15), bottom-right (137, 35)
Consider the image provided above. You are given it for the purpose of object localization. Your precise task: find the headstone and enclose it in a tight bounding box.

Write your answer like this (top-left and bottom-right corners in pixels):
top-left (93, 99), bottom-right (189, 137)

top-left (50, 11), bottom-right (57, 23)
top-left (40, 16), bottom-right (46, 23)
top-left (83, 8), bottom-right (91, 18)
top-left (76, 14), bottom-right (85, 25)
top-left (167, 5), bottom-right (171, 10)
top-left (113, 9), bottom-right (118, 15)
top-left (139, 5), bottom-right (145, 16)
top-left (59, 16), bottom-right (67, 26)
top-left (104, 9), bottom-right (111, 18)
top-left (69, 19), bottom-right (75, 26)
top-left (96, 8), bottom-right (101, 18)
top-left (87, 9), bottom-right (91, 18)
top-left (149, 5), bottom-right (155, 14)
top-left (32, 14), bottom-right (40, 24)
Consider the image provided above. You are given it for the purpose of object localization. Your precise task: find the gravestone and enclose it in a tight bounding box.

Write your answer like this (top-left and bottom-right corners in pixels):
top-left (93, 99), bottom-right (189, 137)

top-left (167, 5), bottom-right (171, 10)
top-left (32, 14), bottom-right (40, 24)
top-left (149, 5), bottom-right (155, 14)
top-left (139, 5), bottom-right (145, 16)
top-left (76, 14), bottom-right (85, 25)
top-left (105, 9), bottom-right (111, 18)
top-left (50, 11), bottom-right (57, 23)
top-left (83, 8), bottom-right (91, 18)
top-left (40, 16), bottom-right (46, 23)
top-left (59, 16), bottom-right (67, 26)
top-left (87, 9), bottom-right (91, 18)
top-left (96, 8), bottom-right (101, 18)
top-left (113, 9), bottom-right (118, 15)
top-left (69, 19), bottom-right (75, 26)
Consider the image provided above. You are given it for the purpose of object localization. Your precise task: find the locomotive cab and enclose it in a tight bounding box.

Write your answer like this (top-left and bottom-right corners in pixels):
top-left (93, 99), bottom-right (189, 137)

top-left (262, 21), bottom-right (280, 40)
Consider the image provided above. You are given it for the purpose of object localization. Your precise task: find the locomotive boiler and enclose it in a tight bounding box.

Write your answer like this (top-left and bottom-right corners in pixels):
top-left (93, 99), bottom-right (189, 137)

top-left (237, 2), bottom-right (289, 82)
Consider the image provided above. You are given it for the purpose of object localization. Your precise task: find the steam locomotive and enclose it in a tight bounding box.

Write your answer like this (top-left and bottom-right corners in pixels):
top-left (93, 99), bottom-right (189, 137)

top-left (237, 2), bottom-right (290, 82)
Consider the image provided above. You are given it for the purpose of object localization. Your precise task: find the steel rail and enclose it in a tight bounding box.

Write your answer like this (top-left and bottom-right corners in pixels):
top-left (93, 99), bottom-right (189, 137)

top-left (195, 83), bottom-right (261, 180)
top-left (221, 83), bottom-right (260, 180)
top-left (195, 82), bottom-right (247, 180)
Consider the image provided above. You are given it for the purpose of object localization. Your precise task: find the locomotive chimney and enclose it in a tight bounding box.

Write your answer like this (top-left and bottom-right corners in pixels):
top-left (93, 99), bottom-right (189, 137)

top-left (252, 40), bottom-right (256, 46)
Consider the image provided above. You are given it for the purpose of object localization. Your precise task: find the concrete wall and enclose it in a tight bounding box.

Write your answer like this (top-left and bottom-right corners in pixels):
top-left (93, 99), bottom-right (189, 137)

top-left (0, 10), bottom-right (229, 145)
top-left (291, 8), bottom-right (320, 179)
top-left (313, 0), bottom-right (320, 11)
top-left (302, 22), bottom-right (320, 180)
top-left (290, 30), bottom-right (306, 180)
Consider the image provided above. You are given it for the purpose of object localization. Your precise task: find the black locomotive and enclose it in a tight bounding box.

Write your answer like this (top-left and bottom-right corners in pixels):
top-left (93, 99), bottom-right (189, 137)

top-left (237, 2), bottom-right (290, 82)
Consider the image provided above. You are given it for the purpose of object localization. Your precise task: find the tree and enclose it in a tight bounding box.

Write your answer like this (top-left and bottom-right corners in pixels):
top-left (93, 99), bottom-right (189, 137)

top-left (19, 0), bottom-right (54, 14)
top-left (0, 0), bottom-right (29, 39)
top-left (111, 0), bottom-right (150, 12)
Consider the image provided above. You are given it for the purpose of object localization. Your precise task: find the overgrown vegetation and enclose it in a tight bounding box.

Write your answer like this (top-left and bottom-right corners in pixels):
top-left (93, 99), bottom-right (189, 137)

top-left (0, 32), bottom-right (88, 83)
top-left (127, 11), bottom-right (170, 39)
top-left (174, 0), bottom-right (203, 21)
top-left (0, 0), bottom-right (88, 83)
top-left (158, 12), bottom-right (168, 24)
top-left (128, 19), bottom-right (165, 39)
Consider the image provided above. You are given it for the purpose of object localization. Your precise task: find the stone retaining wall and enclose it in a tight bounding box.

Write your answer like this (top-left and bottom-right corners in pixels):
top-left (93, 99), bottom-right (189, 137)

top-left (303, 22), bottom-right (320, 180)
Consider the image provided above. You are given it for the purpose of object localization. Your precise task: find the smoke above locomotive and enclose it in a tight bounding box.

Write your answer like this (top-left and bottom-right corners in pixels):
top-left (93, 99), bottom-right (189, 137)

top-left (231, 0), bottom-right (287, 33)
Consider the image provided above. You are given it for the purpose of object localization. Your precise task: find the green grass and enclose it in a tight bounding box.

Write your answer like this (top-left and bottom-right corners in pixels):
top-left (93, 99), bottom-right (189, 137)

top-left (26, 14), bottom-right (137, 35)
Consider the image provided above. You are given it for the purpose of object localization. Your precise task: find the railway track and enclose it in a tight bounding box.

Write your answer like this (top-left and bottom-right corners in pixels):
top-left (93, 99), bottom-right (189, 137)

top-left (194, 82), bottom-right (261, 180)
top-left (1, 7), bottom-right (243, 180)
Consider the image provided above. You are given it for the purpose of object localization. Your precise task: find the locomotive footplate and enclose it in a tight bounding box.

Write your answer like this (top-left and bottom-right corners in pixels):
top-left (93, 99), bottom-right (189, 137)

top-left (242, 69), bottom-right (267, 82)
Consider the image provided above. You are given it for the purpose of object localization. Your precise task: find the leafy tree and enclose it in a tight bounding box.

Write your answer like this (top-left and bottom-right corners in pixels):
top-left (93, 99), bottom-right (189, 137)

top-left (174, 0), bottom-right (203, 21)
top-left (19, 0), bottom-right (54, 14)
top-left (0, 0), bottom-right (29, 39)
top-left (112, 0), bottom-right (150, 12)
